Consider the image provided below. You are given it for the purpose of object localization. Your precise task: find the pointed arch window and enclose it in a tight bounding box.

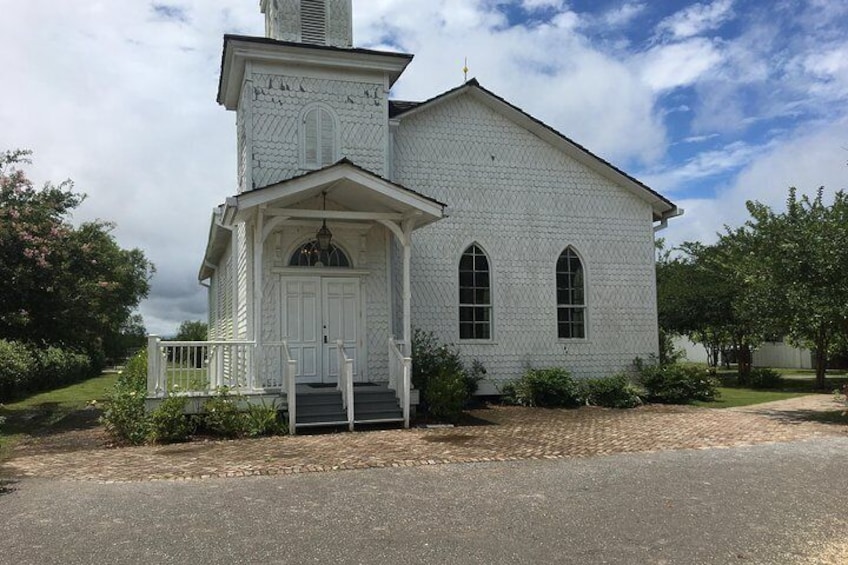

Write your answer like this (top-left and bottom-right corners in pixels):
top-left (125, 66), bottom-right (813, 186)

top-left (301, 104), bottom-right (337, 169)
top-left (557, 248), bottom-right (586, 339)
top-left (289, 240), bottom-right (350, 268)
top-left (459, 244), bottom-right (492, 340)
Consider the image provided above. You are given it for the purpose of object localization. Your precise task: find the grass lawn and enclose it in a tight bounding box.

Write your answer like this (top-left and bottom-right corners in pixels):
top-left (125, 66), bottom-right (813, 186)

top-left (693, 366), bottom-right (848, 409)
top-left (0, 372), bottom-right (118, 456)
top-left (693, 387), bottom-right (810, 409)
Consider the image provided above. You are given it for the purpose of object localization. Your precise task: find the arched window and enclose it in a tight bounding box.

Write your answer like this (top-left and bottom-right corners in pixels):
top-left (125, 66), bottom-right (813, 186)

top-left (301, 104), bottom-right (337, 169)
top-left (459, 244), bottom-right (492, 340)
top-left (289, 240), bottom-right (351, 268)
top-left (556, 248), bottom-right (586, 339)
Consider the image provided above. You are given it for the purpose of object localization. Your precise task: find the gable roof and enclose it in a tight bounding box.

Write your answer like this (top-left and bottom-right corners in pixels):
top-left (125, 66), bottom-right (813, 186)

top-left (390, 79), bottom-right (680, 222)
top-left (247, 158), bottom-right (447, 210)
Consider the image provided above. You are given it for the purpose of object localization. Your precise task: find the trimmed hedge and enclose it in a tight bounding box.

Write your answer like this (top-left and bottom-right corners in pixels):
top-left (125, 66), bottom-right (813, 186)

top-left (0, 340), bottom-right (96, 401)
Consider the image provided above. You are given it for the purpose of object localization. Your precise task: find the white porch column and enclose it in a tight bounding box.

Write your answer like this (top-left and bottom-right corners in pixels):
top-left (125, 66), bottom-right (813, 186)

top-left (253, 208), bottom-right (264, 342)
top-left (253, 209), bottom-right (264, 391)
top-left (401, 219), bottom-right (414, 353)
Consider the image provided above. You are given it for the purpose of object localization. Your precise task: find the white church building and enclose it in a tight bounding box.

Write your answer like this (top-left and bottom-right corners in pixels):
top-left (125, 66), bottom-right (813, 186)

top-left (146, 0), bottom-right (680, 432)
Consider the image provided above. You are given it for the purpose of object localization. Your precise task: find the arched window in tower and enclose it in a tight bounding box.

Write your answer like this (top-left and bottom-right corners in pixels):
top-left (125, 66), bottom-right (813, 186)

top-left (556, 247), bottom-right (586, 339)
top-left (301, 104), bottom-right (338, 169)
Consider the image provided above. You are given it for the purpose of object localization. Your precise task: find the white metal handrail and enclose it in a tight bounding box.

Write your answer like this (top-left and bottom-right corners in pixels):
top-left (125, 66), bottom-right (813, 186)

top-left (388, 338), bottom-right (412, 428)
top-left (336, 340), bottom-right (355, 431)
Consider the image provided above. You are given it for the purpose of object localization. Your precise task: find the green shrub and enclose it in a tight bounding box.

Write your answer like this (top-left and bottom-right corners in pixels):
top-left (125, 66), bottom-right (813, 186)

top-left (637, 362), bottom-right (719, 404)
top-left (101, 350), bottom-right (150, 445)
top-left (149, 395), bottom-right (194, 444)
top-left (0, 340), bottom-right (36, 401)
top-left (424, 368), bottom-right (468, 424)
top-left (0, 340), bottom-right (97, 401)
top-left (243, 401), bottom-right (286, 437)
top-left (747, 368), bottom-right (783, 389)
top-left (411, 329), bottom-right (484, 417)
top-left (35, 346), bottom-right (92, 390)
top-left (579, 374), bottom-right (643, 409)
top-left (201, 389), bottom-right (286, 438)
top-left (202, 387), bottom-right (245, 438)
top-left (502, 368), bottom-right (580, 408)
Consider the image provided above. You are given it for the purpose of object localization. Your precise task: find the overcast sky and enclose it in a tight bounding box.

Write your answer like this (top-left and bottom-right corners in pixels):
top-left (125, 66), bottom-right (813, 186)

top-left (1, 0), bottom-right (846, 335)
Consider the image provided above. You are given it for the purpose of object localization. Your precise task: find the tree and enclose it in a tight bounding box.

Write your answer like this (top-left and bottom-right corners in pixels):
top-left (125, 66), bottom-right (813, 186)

top-left (174, 320), bottom-right (208, 342)
top-left (741, 188), bottom-right (848, 389)
top-left (0, 150), bottom-right (155, 355)
top-left (656, 236), bottom-right (771, 382)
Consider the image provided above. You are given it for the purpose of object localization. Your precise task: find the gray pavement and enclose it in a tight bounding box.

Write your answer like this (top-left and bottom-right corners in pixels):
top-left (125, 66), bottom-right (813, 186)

top-left (2, 437), bottom-right (847, 564)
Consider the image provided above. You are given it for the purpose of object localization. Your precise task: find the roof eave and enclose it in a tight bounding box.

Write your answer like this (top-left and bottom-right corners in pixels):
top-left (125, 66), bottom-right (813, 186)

top-left (217, 35), bottom-right (414, 110)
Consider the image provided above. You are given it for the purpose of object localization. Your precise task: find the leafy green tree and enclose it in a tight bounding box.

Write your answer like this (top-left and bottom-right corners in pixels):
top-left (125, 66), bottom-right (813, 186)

top-left (741, 188), bottom-right (848, 389)
top-left (174, 320), bottom-right (208, 341)
top-left (656, 236), bottom-right (769, 382)
top-left (0, 150), bottom-right (154, 355)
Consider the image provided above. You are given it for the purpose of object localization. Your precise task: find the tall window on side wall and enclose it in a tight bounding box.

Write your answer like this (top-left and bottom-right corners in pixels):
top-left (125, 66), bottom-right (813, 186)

top-left (557, 247), bottom-right (586, 339)
top-left (459, 244), bottom-right (492, 340)
top-left (301, 104), bottom-right (337, 169)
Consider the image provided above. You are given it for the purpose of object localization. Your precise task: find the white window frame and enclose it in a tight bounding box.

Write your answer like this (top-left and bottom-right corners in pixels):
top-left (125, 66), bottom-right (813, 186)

top-left (458, 243), bottom-right (493, 342)
top-left (300, 103), bottom-right (339, 170)
top-left (556, 246), bottom-right (587, 340)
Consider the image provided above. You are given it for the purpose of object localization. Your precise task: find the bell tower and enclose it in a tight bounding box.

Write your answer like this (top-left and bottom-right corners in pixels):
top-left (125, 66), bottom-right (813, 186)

top-left (260, 0), bottom-right (353, 48)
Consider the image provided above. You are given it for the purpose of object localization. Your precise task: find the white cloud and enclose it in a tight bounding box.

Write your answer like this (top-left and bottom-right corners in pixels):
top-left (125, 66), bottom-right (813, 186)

top-left (662, 116), bottom-right (848, 246)
top-left (638, 38), bottom-right (724, 92)
top-left (522, 0), bottom-right (565, 10)
top-left (602, 2), bottom-right (646, 28)
top-left (657, 0), bottom-right (735, 40)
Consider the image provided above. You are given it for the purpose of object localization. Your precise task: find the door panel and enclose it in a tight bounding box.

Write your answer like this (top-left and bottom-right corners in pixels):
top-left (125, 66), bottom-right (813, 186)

top-left (322, 279), bottom-right (360, 383)
top-left (281, 278), bottom-right (321, 383)
top-left (281, 277), bottom-right (361, 384)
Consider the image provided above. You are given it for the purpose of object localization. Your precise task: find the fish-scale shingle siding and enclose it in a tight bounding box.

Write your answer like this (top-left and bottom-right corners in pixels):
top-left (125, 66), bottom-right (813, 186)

top-left (243, 72), bottom-right (387, 189)
top-left (393, 94), bottom-right (659, 384)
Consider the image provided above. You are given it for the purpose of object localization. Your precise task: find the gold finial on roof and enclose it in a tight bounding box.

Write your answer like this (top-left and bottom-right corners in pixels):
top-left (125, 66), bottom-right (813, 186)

top-left (463, 57), bottom-right (469, 83)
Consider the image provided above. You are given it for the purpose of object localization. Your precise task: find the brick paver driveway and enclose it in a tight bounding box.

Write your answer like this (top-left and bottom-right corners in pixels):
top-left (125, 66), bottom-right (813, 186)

top-left (1, 394), bottom-right (845, 482)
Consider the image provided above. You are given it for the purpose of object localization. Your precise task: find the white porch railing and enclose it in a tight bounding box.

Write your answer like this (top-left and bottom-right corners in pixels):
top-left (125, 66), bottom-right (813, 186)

top-left (147, 336), bottom-right (255, 396)
top-left (388, 338), bottom-right (412, 428)
top-left (282, 341), bottom-right (297, 435)
top-left (336, 340), bottom-right (355, 431)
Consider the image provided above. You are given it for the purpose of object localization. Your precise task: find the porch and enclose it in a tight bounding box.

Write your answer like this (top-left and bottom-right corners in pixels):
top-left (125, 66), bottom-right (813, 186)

top-left (144, 337), bottom-right (414, 433)
top-left (153, 161), bottom-right (444, 431)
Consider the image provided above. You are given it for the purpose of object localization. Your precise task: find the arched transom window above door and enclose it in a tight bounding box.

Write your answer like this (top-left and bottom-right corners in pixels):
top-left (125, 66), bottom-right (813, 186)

top-left (289, 240), bottom-right (351, 268)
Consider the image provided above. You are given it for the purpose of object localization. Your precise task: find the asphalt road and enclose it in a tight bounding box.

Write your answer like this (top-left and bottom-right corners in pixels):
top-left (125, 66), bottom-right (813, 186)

top-left (2, 437), bottom-right (846, 565)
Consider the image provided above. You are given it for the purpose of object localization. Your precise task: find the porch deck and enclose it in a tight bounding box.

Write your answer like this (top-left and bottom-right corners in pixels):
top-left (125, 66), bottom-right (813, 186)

top-left (144, 337), bottom-right (413, 434)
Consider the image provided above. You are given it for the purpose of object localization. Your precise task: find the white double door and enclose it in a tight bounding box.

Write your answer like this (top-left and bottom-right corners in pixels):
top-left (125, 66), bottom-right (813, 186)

top-left (282, 277), bottom-right (361, 384)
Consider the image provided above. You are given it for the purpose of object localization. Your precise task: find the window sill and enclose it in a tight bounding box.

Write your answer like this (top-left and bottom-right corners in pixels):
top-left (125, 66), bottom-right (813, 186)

top-left (459, 340), bottom-right (497, 345)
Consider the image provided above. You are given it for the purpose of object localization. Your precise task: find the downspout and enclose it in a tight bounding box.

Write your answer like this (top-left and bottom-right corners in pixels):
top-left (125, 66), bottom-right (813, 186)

top-left (654, 207), bottom-right (685, 233)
